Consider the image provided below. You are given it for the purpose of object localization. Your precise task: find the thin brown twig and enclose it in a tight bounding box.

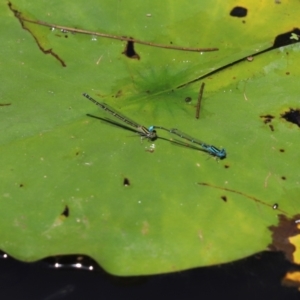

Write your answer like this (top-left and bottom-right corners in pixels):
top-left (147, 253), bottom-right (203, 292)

top-left (20, 17), bottom-right (219, 53)
top-left (198, 182), bottom-right (289, 215)
top-left (196, 82), bottom-right (205, 119)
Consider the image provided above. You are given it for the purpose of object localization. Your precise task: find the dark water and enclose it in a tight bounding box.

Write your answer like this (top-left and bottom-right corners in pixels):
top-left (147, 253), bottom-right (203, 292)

top-left (0, 251), bottom-right (298, 300)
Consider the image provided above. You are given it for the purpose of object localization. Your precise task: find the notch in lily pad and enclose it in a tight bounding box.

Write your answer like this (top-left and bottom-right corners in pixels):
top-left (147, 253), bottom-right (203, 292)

top-left (122, 39), bottom-right (140, 60)
top-left (273, 28), bottom-right (300, 48)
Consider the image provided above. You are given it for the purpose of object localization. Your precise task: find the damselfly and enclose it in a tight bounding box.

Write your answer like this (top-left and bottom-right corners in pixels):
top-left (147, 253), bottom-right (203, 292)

top-left (169, 128), bottom-right (226, 159)
top-left (83, 93), bottom-right (168, 141)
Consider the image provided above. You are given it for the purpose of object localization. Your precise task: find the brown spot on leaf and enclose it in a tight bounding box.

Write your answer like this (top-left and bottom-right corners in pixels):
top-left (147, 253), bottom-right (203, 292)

top-left (123, 178), bottom-right (130, 187)
top-left (260, 114), bottom-right (275, 124)
top-left (230, 6), bottom-right (248, 17)
top-left (221, 196), bottom-right (227, 202)
top-left (281, 108), bottom-right (300, 127)
top-left (268, 214), bottom-right (300, 262)
top-left (115, 90), bottom-right (122, 98)
top-left (141, 221), bottom-right (149, 235)
top-left (61, 205), bottom-right (69, 217)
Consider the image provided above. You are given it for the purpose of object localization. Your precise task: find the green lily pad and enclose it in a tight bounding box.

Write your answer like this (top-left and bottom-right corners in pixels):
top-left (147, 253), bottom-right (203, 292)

top-left (1, 0), bottom-right (300, 276)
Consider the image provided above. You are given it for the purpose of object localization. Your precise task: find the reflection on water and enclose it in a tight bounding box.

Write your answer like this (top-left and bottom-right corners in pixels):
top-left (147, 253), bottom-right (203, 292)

top-left (45, 255), bottom-right (95, 272)
top-left (43, 284), bottom-right (75, 300)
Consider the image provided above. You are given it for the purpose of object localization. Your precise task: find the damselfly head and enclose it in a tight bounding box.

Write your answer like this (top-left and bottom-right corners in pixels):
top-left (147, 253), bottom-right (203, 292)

top-left (217, 148), bottom-right (226, 159)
